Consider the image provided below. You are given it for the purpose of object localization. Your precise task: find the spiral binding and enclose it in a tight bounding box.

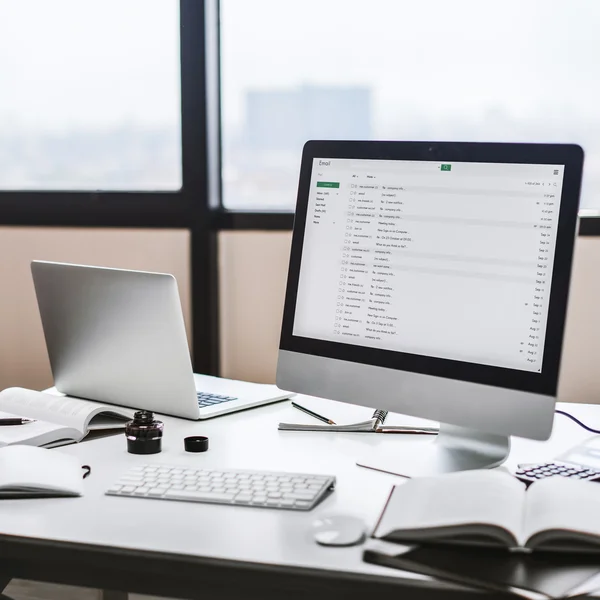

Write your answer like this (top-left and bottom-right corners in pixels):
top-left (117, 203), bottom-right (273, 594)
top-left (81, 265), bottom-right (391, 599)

top-left (372, 409), bottom-right (388, 425)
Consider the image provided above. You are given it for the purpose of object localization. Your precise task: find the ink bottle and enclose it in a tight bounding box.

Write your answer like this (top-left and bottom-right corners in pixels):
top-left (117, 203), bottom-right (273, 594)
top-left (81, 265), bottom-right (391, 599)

top-left (125, 410), bottom-right (164, 454)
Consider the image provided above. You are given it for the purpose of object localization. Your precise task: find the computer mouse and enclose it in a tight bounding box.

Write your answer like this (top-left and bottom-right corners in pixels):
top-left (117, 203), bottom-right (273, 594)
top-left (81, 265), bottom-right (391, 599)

top-left (312, 515), bottom-right (366, 547)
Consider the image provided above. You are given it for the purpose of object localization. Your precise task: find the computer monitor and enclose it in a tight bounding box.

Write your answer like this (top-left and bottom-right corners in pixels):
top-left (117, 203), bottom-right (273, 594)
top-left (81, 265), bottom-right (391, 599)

top-left (277, 141), bottom-right (584, 477)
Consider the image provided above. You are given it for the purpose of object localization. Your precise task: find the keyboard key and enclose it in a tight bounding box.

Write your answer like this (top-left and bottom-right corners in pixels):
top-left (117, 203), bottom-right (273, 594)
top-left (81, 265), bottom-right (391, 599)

top-left (283, 491), bottom-right (316, 501)
top-left (165, 490), bottom-right (235, 502)
top-left (306, 478), bottom-right (326, 485)
top-left (134, 487), bottom-right (150, 495)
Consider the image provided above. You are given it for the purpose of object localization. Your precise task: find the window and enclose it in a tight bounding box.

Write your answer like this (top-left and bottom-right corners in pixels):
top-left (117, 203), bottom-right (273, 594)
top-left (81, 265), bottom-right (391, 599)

top-left (221, 0), bottom-right (600, 211)
top-left (0, 0), bottom-right (181, 191)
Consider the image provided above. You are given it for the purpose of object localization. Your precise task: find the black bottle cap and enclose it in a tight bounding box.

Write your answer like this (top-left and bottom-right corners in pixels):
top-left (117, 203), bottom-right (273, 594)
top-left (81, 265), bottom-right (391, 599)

top-left (184, 436), bottom-right (209, 453)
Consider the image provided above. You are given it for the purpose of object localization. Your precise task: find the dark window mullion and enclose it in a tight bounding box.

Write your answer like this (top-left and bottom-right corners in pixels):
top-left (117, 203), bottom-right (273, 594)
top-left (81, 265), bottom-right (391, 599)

top-left (0, 191), bottom-right (188, 228)
top-left (181, 0), bottom-right (220, 375)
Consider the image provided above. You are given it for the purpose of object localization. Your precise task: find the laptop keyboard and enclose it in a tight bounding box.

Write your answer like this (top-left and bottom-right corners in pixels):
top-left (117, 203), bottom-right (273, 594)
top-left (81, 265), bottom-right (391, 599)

top-left (197, 392), bottom-right (238, 408)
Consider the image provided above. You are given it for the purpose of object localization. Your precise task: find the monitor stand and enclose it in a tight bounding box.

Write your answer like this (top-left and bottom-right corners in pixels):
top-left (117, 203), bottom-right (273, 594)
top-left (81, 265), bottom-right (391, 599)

top-left (356, 424), bottom-right (510, 478)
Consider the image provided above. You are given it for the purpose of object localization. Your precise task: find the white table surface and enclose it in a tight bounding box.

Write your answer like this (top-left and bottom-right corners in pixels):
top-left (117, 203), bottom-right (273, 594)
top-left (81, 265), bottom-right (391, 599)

top-left (3, 390), bottom-right (600, 593)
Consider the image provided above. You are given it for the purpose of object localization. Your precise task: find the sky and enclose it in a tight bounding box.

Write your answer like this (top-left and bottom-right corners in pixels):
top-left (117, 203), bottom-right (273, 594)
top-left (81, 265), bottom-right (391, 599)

top-left (221, 0), bottom-right (600, 136)
top-left (0, 0), bottom-right (598, 133)
top-left (0, 0), bottom-right (598, 204)
top-left (0, 0), bottom-right (180, 132)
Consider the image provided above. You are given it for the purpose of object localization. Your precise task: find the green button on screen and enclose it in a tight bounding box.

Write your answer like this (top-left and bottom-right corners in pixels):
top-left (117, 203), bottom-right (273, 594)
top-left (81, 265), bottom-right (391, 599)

top-left (316, 181), bottom-right (340, 188)
top-left (441, 164), bottom-right (452, 171)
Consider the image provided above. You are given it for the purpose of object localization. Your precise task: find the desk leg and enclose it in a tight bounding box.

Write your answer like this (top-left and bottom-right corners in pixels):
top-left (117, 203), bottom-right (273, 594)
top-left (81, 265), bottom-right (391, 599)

top-left (0, 575), bottom-right (12, 599)
top-left (102, 590), bottom-right (128, 600)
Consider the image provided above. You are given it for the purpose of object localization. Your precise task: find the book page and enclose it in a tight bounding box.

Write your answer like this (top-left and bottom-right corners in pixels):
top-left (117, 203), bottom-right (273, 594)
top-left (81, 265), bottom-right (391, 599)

top-left (0, 411), bottom-right (77, 447)
top-left (524, 477), bottom-right (600, 548)
top-left (0, 387), bottom-right (129, 433)
top-left (375, 470), bottom-right (526, 545)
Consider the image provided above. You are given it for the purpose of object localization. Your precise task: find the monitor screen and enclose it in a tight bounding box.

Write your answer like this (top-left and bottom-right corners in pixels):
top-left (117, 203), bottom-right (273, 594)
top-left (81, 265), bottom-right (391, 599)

top-left (292, 157), bottom-right (565, 373)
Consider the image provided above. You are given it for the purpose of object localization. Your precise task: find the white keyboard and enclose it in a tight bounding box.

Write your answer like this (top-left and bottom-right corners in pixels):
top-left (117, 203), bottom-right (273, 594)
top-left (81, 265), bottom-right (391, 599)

top-left (106, 464), bottom-right (336, 511)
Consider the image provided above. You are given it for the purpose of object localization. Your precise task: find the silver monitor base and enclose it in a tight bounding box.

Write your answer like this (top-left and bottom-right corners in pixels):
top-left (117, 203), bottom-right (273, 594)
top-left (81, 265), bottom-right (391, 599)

top-left (357, 424), bottom-right (511, 478)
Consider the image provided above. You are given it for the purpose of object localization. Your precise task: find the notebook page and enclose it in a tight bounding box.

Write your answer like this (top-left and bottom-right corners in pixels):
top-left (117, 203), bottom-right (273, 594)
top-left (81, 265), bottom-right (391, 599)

top-left (375, 470), bottom-right (526, 542)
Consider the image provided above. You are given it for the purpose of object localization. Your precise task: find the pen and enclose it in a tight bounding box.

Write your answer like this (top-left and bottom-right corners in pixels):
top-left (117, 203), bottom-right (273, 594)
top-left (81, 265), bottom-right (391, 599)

top-left (0, 418), bottom-right (36, 426)
top-left (291, 402), bottom-right (336, 425)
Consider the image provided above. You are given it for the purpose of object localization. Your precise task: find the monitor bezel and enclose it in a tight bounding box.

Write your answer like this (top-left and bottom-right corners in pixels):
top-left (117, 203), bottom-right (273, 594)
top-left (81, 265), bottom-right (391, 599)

top-left (279, 141), bottom-right (583, 396)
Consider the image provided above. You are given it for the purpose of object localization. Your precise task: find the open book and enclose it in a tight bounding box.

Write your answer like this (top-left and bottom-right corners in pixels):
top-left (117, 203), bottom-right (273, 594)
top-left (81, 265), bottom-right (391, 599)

top-left (0, 387), bottom-right (135, 448)
top-left (372, 470), bottom-right (600, 553)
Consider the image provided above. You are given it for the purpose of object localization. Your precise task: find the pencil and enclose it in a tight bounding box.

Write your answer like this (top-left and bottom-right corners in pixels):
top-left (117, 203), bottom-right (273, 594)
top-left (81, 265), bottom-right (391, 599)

top-left (291, 402), bottom-right (336, 425)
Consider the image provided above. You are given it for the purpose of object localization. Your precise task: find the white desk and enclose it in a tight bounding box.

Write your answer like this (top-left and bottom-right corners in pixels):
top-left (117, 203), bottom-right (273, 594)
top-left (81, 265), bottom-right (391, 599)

top-left (1, 394), bottom-right (599, 599)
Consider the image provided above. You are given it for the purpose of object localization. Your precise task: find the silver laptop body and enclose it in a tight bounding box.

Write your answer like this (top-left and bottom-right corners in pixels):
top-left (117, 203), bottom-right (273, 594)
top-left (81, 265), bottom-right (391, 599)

top-left (31, 261), bottom-right (290, 420)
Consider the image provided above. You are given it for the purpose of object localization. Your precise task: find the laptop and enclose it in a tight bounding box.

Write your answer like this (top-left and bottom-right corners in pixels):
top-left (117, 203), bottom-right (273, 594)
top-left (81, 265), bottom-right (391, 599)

top-left (30, 261), bottom-right (292, 420)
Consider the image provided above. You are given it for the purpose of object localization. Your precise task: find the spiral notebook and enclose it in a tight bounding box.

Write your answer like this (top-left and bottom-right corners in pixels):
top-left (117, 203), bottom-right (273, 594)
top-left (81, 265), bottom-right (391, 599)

top-left (278, 410), bottom-right (439, 434)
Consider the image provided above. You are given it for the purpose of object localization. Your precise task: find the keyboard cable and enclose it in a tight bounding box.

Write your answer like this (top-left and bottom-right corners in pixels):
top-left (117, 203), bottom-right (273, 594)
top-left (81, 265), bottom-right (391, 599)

top-left (555, 409), bottom-right (600, 434)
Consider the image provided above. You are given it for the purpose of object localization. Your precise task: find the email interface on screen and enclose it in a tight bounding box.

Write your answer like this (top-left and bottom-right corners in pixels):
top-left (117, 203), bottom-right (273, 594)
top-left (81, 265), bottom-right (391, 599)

top-left (293, 158), bottom-right (565, 373)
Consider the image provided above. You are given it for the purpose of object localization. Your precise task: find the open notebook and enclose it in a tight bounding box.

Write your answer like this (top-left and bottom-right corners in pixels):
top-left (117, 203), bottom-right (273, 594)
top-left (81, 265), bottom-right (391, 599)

top-left (0, 387), bottom-right (135, 448)
top-left (279, 409), bottom-right (438, 433)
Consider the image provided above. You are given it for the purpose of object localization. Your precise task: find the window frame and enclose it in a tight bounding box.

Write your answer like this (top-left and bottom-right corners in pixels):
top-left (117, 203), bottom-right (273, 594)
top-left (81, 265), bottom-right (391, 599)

top-left (1, 0), bottom-right (599, 383)
top-left (0, 0), bottom-right (220, 376)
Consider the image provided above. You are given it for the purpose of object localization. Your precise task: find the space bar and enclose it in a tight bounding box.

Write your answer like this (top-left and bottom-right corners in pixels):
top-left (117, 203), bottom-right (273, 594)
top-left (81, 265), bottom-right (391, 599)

top-left (164, 490), bottom-right (235, 502)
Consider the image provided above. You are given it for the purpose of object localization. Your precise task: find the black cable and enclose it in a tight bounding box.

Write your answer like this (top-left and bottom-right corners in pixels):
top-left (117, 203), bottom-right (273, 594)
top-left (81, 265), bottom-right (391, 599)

top-left (555, 409), bottom-right (600, 434)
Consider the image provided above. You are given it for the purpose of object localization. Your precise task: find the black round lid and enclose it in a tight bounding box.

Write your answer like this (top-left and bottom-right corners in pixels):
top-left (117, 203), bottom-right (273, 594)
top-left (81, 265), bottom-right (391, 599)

top-left (184, 436), bottom-right (209, 453)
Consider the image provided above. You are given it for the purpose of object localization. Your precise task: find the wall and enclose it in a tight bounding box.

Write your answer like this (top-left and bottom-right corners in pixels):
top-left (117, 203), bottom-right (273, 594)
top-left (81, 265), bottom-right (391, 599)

top-left (219, 231), bottom-right (292, 383)
top-left (0, 227), bottom-right (190, 391)
top-left (219, 231), bottom-right (600, 404)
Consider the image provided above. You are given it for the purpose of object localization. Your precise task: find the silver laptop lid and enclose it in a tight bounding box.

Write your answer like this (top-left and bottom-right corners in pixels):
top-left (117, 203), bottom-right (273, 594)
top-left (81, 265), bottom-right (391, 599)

top-left (31, 261), bottom-right (199, 419)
